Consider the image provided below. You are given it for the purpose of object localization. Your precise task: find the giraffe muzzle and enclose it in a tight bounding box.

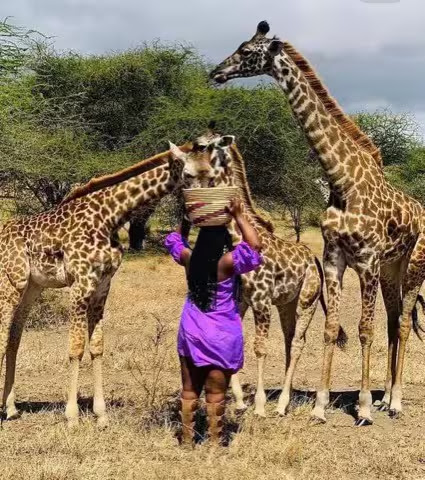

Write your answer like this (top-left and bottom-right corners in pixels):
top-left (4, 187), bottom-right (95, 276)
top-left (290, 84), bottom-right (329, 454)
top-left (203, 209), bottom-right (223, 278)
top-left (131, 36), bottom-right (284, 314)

top-left (212, 73), bottom-right (228, 84)
top-left (210, 65), bottom-right (231, 84)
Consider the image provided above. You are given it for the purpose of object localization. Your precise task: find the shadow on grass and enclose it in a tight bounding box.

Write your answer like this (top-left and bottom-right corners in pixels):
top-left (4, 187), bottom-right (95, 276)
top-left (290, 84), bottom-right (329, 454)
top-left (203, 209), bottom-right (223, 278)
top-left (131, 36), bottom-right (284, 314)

top-left (11, 397), bottom-right (126, 417)
top-left (237, 384), bottom-right (385, 420)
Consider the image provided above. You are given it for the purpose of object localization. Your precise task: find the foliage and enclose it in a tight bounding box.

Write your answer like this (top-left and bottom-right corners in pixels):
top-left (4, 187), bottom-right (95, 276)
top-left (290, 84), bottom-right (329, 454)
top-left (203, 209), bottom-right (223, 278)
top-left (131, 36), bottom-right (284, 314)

top-left (355, 110), bottom-right (421, 166)
top-left (385, 146), bottom-right (425, 204)
top-left (31, 43), bottom-right (207, 149)
top-left (0, 18), bottom-right (43, 80)
top-left (0, 18), bottom-right (424, 236)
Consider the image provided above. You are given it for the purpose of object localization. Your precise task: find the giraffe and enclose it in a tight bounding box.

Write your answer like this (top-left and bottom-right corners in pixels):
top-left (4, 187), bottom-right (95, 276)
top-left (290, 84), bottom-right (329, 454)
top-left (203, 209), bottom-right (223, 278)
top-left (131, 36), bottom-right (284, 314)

top-left (173, 133), bottom-right (346, 416)
top-left (211, 21), bottom-right (425, 425)
top-left (0, 133), bottom-right (232, 427)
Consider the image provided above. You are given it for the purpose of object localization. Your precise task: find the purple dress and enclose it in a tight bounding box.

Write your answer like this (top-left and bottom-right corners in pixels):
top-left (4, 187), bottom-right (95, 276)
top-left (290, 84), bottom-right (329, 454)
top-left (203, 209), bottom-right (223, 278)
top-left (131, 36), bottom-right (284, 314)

top-left (164, 232), bottom-right (263, 373)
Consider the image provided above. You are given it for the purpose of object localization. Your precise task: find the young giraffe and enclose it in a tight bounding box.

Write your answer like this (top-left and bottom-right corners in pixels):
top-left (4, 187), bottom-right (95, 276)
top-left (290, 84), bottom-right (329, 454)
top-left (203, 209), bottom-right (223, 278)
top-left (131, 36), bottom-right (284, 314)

top-left (0, 133), bottom-right (232, 427)
top-left (173, 136), bottom-right (345, 416)
top-left (211, 21), bottom-right (425, 425)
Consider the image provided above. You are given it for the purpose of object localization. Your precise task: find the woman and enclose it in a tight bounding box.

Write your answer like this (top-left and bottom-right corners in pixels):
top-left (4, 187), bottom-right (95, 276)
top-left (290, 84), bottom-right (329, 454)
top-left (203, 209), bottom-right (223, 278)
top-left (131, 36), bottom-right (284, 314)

top-left (164, 198), bottom-right (262, 445)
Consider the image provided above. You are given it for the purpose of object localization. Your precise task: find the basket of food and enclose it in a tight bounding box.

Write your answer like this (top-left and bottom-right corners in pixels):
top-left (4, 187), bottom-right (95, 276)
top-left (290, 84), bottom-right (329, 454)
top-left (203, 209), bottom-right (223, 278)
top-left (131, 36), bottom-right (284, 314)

top-left (183, 186), bottom-right (240, 227)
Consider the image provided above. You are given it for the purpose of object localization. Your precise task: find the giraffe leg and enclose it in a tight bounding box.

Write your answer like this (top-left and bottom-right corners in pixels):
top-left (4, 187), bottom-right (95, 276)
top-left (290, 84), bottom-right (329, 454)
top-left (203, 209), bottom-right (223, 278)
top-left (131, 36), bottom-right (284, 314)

top-left (252, 301), bottom-right (272, 417)
top-left (3, 282), bottom-right (42, 420)
top-left (88, 277), bottom-right (112, 429)
top-left (276, 300), bottom-right (296, 415)
top-left (231, 301), bottom-right (249, 411)
top-left (0, 279), bottom-right (26, 419)
top-left (311, 245), bottom-right (346, 423)
top-left (389, 237), bottom-right (425, 417)
top-left (66, 278), bottom-right (100, 428)
top-left (277, 265), bottom-right (321, 416)
top-left (354, 260), bottom-right (380, 426)
top-left (388, 288), bottom-right (419, 417)
top-left (377, 262), bottom-right (402, 411)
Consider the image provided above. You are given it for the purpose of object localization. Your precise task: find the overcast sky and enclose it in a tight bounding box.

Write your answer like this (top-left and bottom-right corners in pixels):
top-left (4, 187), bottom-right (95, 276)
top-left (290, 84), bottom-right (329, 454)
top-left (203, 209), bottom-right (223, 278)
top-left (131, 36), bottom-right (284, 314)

top-left (6, 0), bottom-right (425, 138)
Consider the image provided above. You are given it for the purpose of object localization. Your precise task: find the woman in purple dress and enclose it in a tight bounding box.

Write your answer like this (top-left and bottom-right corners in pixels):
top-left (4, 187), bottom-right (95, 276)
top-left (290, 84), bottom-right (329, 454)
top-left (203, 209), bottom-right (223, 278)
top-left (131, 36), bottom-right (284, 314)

top-left (164, 199), bottom-right (263, 445)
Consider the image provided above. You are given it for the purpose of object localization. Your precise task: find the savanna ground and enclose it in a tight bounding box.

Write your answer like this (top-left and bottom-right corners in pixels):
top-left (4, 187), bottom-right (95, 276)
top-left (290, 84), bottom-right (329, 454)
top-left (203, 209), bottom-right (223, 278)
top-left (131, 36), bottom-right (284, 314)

top-left (2, 222), bottom-right (425, 480)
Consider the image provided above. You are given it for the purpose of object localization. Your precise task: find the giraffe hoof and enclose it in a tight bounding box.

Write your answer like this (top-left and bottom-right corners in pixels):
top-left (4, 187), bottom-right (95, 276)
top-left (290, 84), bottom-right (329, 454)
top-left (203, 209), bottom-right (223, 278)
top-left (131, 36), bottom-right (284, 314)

top-left (354, 417), bottom-right (373, 427)
top-left (377, 402), bottom-right (389, 412)
top-left (310, 415), bottom-right (326, 425)
top-left (6, 411), bottom-right (21, 421)
top-left (97, 415), bottom-right (109, 430)
top-left (253, 410), bottom-right (266, 418)
top-left (67, 418), bottom-right (79, 430)
top-left (234, 403), bottom-right (248, 413)
top-left (389, 409), bottom-right (402, 419)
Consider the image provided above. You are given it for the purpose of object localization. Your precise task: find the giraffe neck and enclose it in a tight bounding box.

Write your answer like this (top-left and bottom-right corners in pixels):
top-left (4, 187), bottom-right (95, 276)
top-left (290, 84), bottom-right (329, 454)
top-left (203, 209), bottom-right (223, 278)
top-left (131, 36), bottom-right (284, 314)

top-left (226, 147), bottom-right (273, 239)
top-left (271, 55), bottom-right (377, 192)
top-left (88, 160), bottom-right (179, 230)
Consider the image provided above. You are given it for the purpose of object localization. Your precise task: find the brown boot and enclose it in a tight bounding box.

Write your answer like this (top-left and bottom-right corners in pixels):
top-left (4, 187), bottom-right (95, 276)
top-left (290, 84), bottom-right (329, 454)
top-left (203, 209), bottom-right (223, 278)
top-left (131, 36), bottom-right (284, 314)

top-left (180, 398), bottom-right (198, 446)
top-left (206, 401), bottom-right (225, 445)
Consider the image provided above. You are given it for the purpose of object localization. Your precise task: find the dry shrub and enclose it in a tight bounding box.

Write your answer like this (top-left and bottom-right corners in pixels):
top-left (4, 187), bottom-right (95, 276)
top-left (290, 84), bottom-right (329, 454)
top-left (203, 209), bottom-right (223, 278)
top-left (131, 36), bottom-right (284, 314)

top-left (26, 289), bottom-right (69, 330)
top-left (128, 315), bottom-right (177, 424)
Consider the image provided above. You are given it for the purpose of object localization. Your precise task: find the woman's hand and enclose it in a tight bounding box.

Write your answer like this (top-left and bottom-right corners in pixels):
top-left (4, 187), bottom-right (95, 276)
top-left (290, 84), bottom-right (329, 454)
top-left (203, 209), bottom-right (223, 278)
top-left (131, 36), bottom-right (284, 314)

top-left (226, 197), bottom-right (244, 219)
top-left (227, 197), bottom-right (262, 251)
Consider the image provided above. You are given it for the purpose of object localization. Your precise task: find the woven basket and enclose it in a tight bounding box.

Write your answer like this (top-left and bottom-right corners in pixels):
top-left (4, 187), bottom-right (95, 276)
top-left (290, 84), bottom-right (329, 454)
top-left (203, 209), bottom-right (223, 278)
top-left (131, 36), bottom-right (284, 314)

top-left (183, 186), bottom-right (240, 227)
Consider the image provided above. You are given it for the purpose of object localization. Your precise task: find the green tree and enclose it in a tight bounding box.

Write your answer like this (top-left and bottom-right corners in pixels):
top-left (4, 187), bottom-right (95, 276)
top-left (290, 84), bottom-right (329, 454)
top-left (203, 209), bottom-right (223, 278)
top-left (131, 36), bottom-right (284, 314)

top-left (355, 110), bottom-right (420, 166)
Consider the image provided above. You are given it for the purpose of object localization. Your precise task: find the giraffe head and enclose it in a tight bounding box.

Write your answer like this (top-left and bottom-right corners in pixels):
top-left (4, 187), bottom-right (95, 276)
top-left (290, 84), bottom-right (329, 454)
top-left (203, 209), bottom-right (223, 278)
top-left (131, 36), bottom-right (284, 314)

top-left (210, 21), bottom-right (285, 83)
top-left (169, 130), bottom-right (235, 188)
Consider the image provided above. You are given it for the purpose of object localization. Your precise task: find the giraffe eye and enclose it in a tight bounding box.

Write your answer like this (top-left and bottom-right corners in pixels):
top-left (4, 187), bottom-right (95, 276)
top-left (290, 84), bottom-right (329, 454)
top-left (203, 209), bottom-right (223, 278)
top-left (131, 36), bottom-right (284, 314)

top-left (241, 48), bottom-right (252, 56)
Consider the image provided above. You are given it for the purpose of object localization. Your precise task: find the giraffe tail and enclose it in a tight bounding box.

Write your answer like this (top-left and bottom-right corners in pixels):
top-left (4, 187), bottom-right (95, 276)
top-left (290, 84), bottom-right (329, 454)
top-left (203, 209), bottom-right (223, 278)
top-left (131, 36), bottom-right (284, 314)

top-left (314, 256), bottom-right (348, 350)
top-left (413, 294), bottom-right (425, 340)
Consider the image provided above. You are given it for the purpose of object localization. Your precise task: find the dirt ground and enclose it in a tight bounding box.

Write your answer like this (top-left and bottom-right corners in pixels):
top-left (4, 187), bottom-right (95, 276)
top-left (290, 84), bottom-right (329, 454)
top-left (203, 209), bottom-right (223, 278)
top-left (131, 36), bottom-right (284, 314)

top-left (2, 225), bottom-right (425, 480)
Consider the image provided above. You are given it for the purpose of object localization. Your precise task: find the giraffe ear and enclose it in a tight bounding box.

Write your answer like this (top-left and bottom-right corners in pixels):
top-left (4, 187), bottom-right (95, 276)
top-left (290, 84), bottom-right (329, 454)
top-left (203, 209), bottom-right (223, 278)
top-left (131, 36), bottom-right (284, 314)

top-left (218, 135), bottom-right (235, 148)
top-left (168, 142), bottom-right (186, 161)
top-left (268, 40), bottom-right (284, 56)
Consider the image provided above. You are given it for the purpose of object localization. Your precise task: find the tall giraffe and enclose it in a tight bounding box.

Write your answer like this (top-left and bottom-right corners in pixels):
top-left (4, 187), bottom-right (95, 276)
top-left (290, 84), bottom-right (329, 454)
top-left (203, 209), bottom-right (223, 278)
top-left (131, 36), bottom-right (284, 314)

top-left (211, 21), bottom-right (425, 425)
top-left (0, 133), bottom-right (232, 427)
top-left (172, 135), bottom-right (345, 416)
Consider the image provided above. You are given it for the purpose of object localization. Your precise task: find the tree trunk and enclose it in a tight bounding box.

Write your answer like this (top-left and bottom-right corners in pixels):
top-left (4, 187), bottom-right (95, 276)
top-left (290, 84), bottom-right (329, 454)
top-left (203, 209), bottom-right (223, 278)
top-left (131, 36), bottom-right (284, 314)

top-left (128, 217), bottom-right (147, 251)
top-left (128, 204), bottom-right (156, 252)
top-left (289, 206), bottom-right (302, 243)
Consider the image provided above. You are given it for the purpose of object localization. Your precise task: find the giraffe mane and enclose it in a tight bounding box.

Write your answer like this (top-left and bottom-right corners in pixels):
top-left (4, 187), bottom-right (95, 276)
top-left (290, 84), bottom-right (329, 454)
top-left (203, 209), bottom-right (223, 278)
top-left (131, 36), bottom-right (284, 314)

top-left (282, 42), bottom-right (383, 169)
top-left (229, 145), bottom-right (274, 233)
top-left (60, 144), bottom-right (192, 205)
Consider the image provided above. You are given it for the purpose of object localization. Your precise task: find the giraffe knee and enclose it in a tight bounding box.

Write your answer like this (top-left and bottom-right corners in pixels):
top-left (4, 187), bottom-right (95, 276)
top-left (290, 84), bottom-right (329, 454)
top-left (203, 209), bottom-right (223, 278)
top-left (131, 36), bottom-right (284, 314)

top-left (89, 320), bottom-right (104, 357)
top-left (90, 337), bottom-right (104, 358)
top-left (358, 327), bottom-right (374, 346)
top-left (324, 327), bottom-right (340, 345)
top-left (69, 336), bottom-right (85, 360)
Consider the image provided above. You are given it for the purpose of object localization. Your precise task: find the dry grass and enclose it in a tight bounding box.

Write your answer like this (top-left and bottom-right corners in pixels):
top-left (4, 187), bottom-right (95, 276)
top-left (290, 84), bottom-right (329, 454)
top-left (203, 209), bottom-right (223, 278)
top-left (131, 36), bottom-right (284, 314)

top-left (3, 224), bottom-right (425, 479)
